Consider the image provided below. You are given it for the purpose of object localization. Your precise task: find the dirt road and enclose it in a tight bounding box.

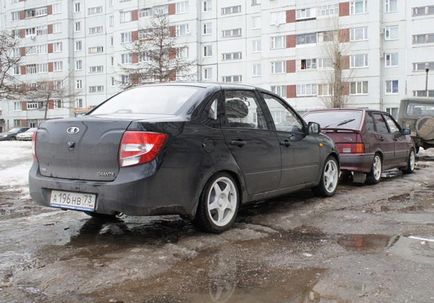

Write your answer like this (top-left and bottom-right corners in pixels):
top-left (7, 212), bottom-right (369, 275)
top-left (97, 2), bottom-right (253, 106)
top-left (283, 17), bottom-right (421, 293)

top-left (0, 141), bottom-right (433, 303)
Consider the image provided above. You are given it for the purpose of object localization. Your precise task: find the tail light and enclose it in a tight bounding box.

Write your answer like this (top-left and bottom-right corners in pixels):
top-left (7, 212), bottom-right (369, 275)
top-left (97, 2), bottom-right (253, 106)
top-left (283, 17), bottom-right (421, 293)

top-left (119, 131), bottom-right (168, 167)
top-left (338, 143), bottom-right (365, 154)
top-left (32, 131), bottom-right (38, 161)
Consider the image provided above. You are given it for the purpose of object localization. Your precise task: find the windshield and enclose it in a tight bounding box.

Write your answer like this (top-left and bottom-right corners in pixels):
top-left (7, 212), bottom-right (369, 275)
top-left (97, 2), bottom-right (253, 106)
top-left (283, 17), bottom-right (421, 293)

top-left (304, 110), bottom-right (363, 130)
top-left (8, 128), bottom-right (21, 133)
top-left (406, 103), bottom-right (434, 116)
top-left (89, 86), bottom-right (203, 116)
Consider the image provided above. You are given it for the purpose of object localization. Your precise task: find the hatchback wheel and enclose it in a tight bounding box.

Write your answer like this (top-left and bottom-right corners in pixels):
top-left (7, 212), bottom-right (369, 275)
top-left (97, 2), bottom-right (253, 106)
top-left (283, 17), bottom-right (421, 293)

top-left (312, 156), bottom-right (339, 197)
top-left (366, 154), bottom-right (382, 185)
top-left (402, 149), bottom-right (416, 174)
top-left (194, 173), bottom-right (240, 233)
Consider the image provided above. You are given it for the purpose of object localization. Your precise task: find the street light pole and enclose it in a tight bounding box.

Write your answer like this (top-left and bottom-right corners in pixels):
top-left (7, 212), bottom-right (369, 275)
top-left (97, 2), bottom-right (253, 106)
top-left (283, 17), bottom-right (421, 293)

top-left (425, 63), bottom-right (430, 97)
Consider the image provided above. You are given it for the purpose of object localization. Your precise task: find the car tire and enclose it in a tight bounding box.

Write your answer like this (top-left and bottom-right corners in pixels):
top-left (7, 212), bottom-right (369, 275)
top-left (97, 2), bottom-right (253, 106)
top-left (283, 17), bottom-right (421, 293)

top-left (193, 173), bottom-right (240, 233)
top-left (312, 156), bottom-right (339, 197)
top-left (402, 149), bottom-right (416, 174)
top-left (366, 154), bottom-right (382, 185)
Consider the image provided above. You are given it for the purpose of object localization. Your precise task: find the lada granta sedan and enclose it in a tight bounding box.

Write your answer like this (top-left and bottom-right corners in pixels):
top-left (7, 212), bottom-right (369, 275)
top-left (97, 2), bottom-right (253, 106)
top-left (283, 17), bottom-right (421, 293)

top-left (29, 83), bottom-right (339, 233)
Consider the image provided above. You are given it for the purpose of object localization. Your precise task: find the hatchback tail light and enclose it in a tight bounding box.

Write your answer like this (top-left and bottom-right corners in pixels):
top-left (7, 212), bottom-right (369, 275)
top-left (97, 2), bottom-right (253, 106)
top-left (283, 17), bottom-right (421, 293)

top-left (119, 131), bottom-right (168, 167)
top-left (32, 131), bottom-right (38, 161)
top-left (338, 143), bottom-right (365, 154)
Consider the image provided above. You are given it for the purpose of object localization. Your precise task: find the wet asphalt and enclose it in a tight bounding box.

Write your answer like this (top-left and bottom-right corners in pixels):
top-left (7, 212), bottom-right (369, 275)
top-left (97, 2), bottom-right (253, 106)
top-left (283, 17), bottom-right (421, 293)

top-left (0, 143), bottom-right (434, 303)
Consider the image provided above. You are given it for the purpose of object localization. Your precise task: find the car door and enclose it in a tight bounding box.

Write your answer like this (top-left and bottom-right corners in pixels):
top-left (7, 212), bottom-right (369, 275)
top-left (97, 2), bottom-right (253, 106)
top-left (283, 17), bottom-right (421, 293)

top-left (221, 90), bottom-right (281, 195)
top-left (372, 113), bottom-right (395, 169)
top-left (383, 114), bottom-right (409, 165)
top-left (261, 92), bottom-right (320, 189)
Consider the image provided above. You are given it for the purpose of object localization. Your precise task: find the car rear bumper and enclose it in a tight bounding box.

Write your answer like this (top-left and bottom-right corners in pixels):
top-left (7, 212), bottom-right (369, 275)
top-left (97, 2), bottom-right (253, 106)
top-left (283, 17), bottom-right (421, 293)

top-left (29, 162), bottom-right (194, 217)
top-left (339, 153), bottom-right (374, 173)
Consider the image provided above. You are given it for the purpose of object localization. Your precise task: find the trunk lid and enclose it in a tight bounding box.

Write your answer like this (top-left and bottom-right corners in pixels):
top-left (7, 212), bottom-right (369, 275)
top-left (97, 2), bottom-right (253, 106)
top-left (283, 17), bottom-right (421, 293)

top-left (36, 118), bottom-right (132, 181)
top-left (322, 129), bottom-right (365, 154)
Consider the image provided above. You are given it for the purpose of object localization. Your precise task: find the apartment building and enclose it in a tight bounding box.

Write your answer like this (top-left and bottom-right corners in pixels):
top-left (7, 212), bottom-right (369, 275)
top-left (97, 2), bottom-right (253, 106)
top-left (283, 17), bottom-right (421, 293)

top-left (0, 0), bottom-right (433, 129)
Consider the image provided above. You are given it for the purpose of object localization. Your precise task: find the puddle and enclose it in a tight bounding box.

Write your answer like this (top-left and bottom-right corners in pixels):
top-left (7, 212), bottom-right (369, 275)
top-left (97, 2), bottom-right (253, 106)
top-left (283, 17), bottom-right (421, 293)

top-left (337, 234), bottom-right (396, 253)
top-left (388, 236), bottom-right (434, 265)
top-left (88, 248), bottom-right (328, 303)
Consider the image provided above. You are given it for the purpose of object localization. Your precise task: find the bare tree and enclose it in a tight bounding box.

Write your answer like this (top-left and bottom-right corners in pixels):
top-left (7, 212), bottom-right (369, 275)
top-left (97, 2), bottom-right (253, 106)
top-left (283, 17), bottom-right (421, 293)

top-left (119, 13), bottom-right (194, 87)
top-left (320, 18), bottom-right (352, 108)
top-left (0, 31), bottom-right (22, 98)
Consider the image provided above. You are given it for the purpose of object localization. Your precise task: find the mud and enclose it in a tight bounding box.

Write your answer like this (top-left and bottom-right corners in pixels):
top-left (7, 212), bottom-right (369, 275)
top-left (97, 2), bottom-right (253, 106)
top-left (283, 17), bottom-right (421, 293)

top-left (1, 143), bottom-right (434, 302)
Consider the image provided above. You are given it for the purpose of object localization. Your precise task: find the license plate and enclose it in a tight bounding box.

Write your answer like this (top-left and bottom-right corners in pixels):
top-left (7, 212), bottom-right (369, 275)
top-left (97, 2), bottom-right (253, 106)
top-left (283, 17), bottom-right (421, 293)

top-left (50, 190), bottom-right (96, 211)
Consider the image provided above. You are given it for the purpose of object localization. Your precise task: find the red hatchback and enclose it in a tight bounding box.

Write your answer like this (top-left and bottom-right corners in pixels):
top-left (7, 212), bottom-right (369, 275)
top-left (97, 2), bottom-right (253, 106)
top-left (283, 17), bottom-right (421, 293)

top-left (304, 109), bottom-right (416, 184)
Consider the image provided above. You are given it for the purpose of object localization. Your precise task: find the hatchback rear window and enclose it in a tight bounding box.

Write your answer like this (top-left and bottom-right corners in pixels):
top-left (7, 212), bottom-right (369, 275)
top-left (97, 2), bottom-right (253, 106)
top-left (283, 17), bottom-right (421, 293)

top-left (304, 110), bottom-right (363, 130)
top-left (89, 86), bottom-right (202, 116)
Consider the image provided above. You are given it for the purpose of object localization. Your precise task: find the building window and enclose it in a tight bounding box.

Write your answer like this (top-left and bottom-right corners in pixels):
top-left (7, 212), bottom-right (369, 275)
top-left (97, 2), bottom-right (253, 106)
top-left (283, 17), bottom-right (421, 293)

top-left (153, 5), bottom-right (168, 16)
top-left (27, 102), bottom-right (40, 110)
top-left (121, 53), bottom-right (132, 64)
top-left (88, 46), bottom-right (104, 54)
top-left (76, 80), bottom-right (83, 89)
top-left (203, 45), bottom-right (212, 57)
top-left (75, 41), bottom-right (82, 51)
top-left (318, 4), bottom-right (338, 16)
top-left (386, 107), bottom-right (399, 118)
top-left (203, 67), bottom-right (212, 80)
top-left (385, 80), bottom-right (399, 94)
top-left (413, 33), bottom-right (434, 45)
top-left (222, 52), bottom-right (242, 61)
top-left (296, 8), bottom-right (315, 20)
top-left (75, 60), bottom-right (82, 70)
top-left (14, 102), bottom-right (20, 111)
top-left (176, 1), bottom-right (189, 14)
top-left (271, 35), bottom-right (286, 49)
top-left (221, 5), bottom-right (241, 15)
top-left (296, 84), bottom-right (317, 97)
top-left (251, 0), bottom-right (261, 6)
top-left (270, 85), bottom-right (286, 98)
top-left (88, 6), bottom-right (103, 15)
top-left (53, 42), bottom-right (62, 53)
top-left (202, 22), bottom-right (212, 35)
top-left (89, 86), bottom-right (104, 93)
top-left (36, 26), bottom-right (48, 35)
top-left (301, 59), bottom-right (317, 70)
top-left (350, 27), bottom-right (368, 41)
top-left (318, 84), bottom-right (333, 96)
top-left (413, 62), bottom-right (434, 71)
top-left (74, 2), bottom-right (81, 12)
top-left (75, 22), bottom-right (81, 32)
top-left (384, 26), bottom-right (399, 40)
top-left (270, 11), bottom-right (286, 25)
top-left (222, 28), bottom-right (242, 38)
top-left (350, 81), bottom-right (369, 95)
top-left (252, 63), bottom-right (262, 77)
top-left (222, 75), bottom-right (242, 83)
top-left (89, 26), bottom-right (103, 35)
top-left (203, 0), bottom-right (212, 12)
top-left (53, 23), bottom-right (62, 34)
top-left (385, 53), bottom-right (399, 67)
top-left (412, 6), bottom-right (434, 17)
top-left (121, 32), bottom-right (132, 43)
top-left (89, 66), bottom-right (104, 73)
top-left (53, 61), bottom-right (63, 72)
top-left (413, 90), bottom-right (434, 97)
top-left (271, 61), bottom-right (286, 74)
top-left (140, 8), bottom-right (151, 17)
top-left (11, 12), bottom-right (20, 21)
top-left (350, 0), bottom-right (368, 15)
top-left (384, 0), bottom-right (397, 13)
top-left (251, 16), bottom-right (261, 29)
top-left (76, 98), bottom-right (83, 108)
top-left (176, 24), bottom-right (190, 36)
top-left (296, 33), bottom-right (317, 45)
top-left (350, 54), bottom-right (369, 68)
top-left (252, 39), bottom-right (262, 52)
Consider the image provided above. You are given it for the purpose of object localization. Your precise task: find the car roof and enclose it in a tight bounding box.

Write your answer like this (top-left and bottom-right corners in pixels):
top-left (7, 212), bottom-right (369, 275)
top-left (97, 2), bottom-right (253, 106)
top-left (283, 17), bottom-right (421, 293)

top-left (305, 108), bottom-right (390, 115)
top-left (130, 82), bottom-right (258, 91)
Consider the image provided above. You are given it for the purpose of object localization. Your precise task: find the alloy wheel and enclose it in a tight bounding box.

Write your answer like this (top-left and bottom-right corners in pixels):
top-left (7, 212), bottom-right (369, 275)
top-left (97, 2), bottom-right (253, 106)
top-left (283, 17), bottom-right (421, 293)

top-left (207, 177), bottom-right (238, 227)
top-left (323, 159), bottom-right (339, 193)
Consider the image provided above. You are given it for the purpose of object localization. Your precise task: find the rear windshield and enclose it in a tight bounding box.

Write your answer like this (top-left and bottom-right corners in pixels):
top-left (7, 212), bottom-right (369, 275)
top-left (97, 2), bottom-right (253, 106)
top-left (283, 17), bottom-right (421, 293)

top-left (304, 110), bottom-right (363, 130)
top-left (406, 103), bottom-right (434, 116)
top-left (89, 86), bottom-right (202, 116)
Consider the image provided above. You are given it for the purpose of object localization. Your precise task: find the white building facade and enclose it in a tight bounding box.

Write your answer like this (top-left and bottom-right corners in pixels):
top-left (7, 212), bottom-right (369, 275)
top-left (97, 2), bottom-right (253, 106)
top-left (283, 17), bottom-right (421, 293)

top-left (0, 0), bottom-right (433, 129)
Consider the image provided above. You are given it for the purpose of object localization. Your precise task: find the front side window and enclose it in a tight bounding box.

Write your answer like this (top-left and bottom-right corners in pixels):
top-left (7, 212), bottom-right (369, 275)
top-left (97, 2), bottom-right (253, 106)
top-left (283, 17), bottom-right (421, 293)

top-left (372, 113), bottom-right (389, 134)
top-left (384, 114), bottom-right (400, 133)
top-left (262, 94), bottom-right (303, 133)
top-left (223, 90), bottom-right (267, 130)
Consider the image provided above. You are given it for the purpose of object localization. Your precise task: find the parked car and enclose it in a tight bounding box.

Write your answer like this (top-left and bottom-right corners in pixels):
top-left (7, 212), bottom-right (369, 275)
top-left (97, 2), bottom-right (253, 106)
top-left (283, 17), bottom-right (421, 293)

top-left (29, 83), bottom-right (339, 233)
top-left (16, 128), bottom-right (38, 141)
top-left (304, 109), bottom-right (415, 185)
top-left (0, 127), bottom-right (29, 141)
top-left (398, 98), bottom-right (434, 152)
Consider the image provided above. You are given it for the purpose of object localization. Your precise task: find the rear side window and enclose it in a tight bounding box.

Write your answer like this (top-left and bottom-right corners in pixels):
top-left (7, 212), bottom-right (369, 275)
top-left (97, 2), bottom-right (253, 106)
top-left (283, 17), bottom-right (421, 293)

top-left (372, 113), bottom-right (389, 134)
top-left (366, 114), bottom-right (376, 132)
top-left (223, 90), bottom-right (268, 130)
top-left (89, 86), bottom-right (202, 115)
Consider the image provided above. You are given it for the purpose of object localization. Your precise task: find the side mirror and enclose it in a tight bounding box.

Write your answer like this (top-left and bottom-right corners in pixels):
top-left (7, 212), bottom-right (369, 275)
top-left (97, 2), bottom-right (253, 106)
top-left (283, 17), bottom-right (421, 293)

top-left (401, 128), bottom-right (411, 136)
top-left (308, 122), bottom-right (321, 135)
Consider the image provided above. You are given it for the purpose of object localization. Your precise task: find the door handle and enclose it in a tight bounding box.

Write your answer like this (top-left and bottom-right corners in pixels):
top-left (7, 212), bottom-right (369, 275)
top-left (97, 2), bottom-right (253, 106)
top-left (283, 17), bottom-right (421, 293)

top-left (378, 136), bottom-right (385, 141)
top-left (230, 139), bottom-right (246, 147)
top-left (280, 139), bottom-right (291, 147)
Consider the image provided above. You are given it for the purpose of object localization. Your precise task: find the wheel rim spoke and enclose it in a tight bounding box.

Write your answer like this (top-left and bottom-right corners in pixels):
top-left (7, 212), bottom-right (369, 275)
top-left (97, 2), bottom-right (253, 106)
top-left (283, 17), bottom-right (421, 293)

top-left (207, 177), bottom-right (238, 227)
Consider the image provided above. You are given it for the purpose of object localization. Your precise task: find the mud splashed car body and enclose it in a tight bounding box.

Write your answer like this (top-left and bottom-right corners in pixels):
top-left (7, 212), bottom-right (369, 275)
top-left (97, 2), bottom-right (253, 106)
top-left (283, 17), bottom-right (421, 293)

top-left (29, 83), bottom-right (339, 232)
